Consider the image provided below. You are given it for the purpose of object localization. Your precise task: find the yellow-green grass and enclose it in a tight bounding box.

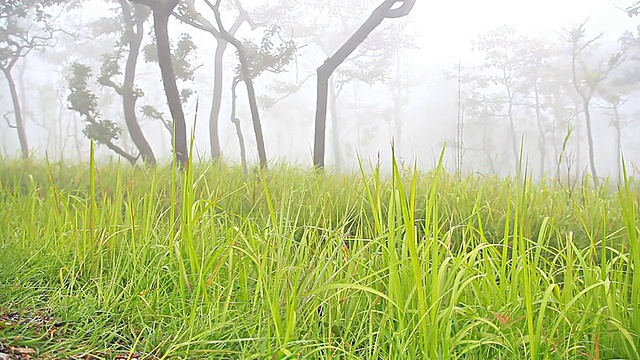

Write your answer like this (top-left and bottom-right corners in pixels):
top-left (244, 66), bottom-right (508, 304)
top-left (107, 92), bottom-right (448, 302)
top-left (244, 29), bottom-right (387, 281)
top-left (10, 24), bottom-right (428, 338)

top-left (0, 154), bottom-right (638, 359)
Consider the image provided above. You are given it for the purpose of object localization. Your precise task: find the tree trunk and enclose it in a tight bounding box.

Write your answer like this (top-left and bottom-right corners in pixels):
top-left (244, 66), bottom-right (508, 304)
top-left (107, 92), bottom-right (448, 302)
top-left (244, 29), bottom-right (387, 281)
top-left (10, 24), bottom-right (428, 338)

top-left (314, 67), bottom-right (330, 169)
top-left (71, 114), bottom-right (82, 160)
top-left (121, 1), bottom-right (156, 165)
top-left (575, 105), bottom-right (582, 173)
top-left (582, 100), bottom-right (598, 184)
top-left (312, 0), bottom-right (416, 168)
top-left (394, 96), bottom-right (403, 158)
top-left (533, 85), bottom-right (546, 178)
top-left (151, 2), bottom-right (188, 167)
top-left (207, 17), bottom-right (244, 160)
top-left (209, 41), bottom-right (226, 160)
top-left (2, 68), bottom-right (29, 159)
top-left (329, 77), bottom-right (341, 170)
top-left (230, 77), bottom-right (247, 175)
top-left (482, 114), bottom-right (497, 174)
top-left (235, 46), bottom-right (268, 168)
top-left (612, 104), bottom-right (622, 181)
top-left (504, 74), bottom-right (518, 172)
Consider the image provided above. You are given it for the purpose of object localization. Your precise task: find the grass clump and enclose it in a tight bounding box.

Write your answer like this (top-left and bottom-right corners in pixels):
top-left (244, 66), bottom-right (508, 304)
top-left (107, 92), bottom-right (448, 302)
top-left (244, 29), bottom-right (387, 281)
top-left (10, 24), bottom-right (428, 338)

top-left (0, 155), bottom-right (638, 359)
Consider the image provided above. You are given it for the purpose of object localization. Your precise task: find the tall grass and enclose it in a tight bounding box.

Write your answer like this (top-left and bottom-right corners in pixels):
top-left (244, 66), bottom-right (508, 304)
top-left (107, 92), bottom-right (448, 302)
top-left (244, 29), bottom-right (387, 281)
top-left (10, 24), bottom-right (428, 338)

top-left (0, 155), bottom-right (638, 359)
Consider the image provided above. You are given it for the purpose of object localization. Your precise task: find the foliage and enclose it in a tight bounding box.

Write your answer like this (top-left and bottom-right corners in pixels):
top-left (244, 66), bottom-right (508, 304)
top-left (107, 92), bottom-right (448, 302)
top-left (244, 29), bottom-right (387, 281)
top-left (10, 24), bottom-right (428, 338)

top-left (67, 62), bottom-right (123, 145)
top-left (141, 103), bottom-right (172, 133)
top-left (143, 32), bottom-right (198, 83)
top-left (0, 0), bottom-right (69, 20)
top-left (0, 2), bottom-right (59, 70)
top-left (141, 31), bottom-right (197, 110)
top-left (627, 1), bottom-right (640, 17)
top-left (83, 118), bottom-right (121, 143)
top-left (238, 25), bottom-right (297, 80)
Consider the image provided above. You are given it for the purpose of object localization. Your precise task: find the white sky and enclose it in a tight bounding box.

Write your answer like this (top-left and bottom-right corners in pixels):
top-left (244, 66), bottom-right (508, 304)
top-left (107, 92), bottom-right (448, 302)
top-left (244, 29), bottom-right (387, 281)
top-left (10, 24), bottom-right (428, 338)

top-left (410, 0), bottom-right (638, 63)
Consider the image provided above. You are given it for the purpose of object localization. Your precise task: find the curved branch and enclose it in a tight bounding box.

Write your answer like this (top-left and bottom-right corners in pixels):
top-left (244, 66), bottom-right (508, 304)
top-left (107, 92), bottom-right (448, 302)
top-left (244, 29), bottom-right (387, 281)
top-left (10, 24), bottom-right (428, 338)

top-left (312, 0), bottom-right (416, 168)
top-left (3, 112), bottom-right (17, 129)
top-left (67, 105), bottom-right (139, 164)
top-left (387, 0), bottom-right (416, 18)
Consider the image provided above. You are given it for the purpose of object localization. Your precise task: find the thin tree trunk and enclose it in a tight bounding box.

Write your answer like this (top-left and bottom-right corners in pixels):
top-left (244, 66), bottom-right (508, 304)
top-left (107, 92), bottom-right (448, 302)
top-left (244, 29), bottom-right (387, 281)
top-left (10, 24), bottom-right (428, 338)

top-left (575, 105), bottom-right (582, 173)
top-left (209, 41), bottom-right (226, 160)
top-left (314, 67), bottom-right (330, 168)
top-left (533, 85), bottom-right (546, 178)
top-left (613, 106), bottom-right (622, 181)
top-left (504, 74), bottom-right (518, 172)
top-left (236, 52), bottom-right (267, 168)
top-left (71, 113), bottom-right (82, 160)
top-left (152, 3), bottom-right (188, 167)
top-left (394, 96), bottom-right (403, 157)
top-left (121, 0), bottom-right (156, 164)
top-left (2, 68), bottom-right (29, 159)
top-left (482, 114), bottom-right (497, 174)
top-left (208, 1), bottom-right (266, 168)
top-left (582, 101), bottom-right (598, 183)
top-left (230, 77), bottom-right (247, 175)
top-left (207, 17), bottom-right (244, 160)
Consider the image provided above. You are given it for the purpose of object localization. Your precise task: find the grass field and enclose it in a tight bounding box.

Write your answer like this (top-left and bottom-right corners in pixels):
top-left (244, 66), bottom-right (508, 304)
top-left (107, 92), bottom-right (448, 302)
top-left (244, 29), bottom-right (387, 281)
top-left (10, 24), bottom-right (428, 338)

top-left (1, 154), bottom-right (639, 359)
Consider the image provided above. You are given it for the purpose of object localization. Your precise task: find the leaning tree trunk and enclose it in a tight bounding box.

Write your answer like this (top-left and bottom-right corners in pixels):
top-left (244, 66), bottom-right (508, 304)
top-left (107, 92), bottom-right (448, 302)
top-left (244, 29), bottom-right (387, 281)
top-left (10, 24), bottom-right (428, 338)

top-left (154, 5), bottom-right (188, 167)
top-left (228, 48), bottom-right (267, 168)
top-left (121, 0), bottom-right (156, 164)
top-left (134, 0), bottom-right (188, 167)
top-left (2, 68), bottom-right (29, 159)
top-left (312, 0), bottom-right (416, 169)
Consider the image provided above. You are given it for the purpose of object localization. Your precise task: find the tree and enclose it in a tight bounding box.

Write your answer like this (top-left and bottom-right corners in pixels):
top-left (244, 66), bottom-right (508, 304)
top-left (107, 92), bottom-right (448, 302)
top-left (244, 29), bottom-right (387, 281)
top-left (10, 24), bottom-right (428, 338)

top-left (516, 37), bottom-right (557, 178)
top-left (563, 21), bottom-right (626, 185)
top-left (67, 62), bottom-right (138, 164)
top-left (91, 0), bottom-right (156, 164)
top-left (226, 26), bottom-right (296, 171)
top-left (452, 66), bottom-right (504, 174)
top-left (382, 53), bottom-right (419, 158)
top-left (209, 0), bottom-right (296, 168)
top-left (312, 0), bottom-right (416, 169)
top-left (318, 15), bottom-right (414, 170)
top-left (451, 26), bottom-right (531, 174)
top-left (174, 0), bottom-right (254, 160)
top-left (473, 26), bottom-right (529, 171)
top-left (0, 1), bottom-right (63, 158)
top-left (229, 76), bottom-right (247, 174)
top-left (141, 32), bottom-right (198, 136)
top-left (129, 0), bottom-right (188, 167)
top-left (627, 1), bottom-right (640, 17)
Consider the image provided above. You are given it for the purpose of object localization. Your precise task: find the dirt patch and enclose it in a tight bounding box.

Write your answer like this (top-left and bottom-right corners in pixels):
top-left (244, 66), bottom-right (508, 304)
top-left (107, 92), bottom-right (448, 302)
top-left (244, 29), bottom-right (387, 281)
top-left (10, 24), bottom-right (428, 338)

top-left (1, 309), bottom-right (152, 359)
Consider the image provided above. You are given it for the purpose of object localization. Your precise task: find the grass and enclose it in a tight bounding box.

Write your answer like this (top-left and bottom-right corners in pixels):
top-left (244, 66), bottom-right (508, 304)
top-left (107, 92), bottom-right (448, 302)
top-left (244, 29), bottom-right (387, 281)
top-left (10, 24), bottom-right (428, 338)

top-left (0, 153), bottom-right (639, 359)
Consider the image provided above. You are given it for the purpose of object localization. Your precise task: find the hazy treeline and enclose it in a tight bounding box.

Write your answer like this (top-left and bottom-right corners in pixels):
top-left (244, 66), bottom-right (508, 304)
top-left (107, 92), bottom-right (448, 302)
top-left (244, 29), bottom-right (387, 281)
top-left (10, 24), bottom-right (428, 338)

top-left (1, 0), bottom-right (639, 180)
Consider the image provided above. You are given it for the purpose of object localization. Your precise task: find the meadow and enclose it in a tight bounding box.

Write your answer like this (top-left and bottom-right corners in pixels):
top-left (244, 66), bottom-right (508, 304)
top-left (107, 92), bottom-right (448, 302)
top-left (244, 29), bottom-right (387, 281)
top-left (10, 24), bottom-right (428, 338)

top-left (1, 153), bottom-right (639, 359)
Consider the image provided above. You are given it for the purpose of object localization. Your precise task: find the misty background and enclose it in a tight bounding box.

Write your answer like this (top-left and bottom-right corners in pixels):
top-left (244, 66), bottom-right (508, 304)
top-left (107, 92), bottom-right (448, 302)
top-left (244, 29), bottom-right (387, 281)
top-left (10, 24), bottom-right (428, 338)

top-left (1, 0), bottom-right (639, 180)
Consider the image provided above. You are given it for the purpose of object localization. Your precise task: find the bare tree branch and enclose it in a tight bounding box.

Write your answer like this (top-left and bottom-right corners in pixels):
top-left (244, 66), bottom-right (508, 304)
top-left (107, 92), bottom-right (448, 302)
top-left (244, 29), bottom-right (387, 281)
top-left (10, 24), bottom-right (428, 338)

top-left (3, 112), bottom-right (17, 128)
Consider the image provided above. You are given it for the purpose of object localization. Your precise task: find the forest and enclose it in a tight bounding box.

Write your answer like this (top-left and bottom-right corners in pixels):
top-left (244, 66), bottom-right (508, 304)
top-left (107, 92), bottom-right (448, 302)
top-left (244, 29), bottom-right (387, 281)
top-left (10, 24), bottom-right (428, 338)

top-left (1, 0), bottom-right (640, 359)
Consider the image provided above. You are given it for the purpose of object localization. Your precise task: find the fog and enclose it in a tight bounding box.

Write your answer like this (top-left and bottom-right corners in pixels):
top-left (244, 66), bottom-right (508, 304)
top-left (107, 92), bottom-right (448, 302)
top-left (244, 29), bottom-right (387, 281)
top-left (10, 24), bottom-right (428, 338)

top-left (1, 0), bottom-right (639, 180)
